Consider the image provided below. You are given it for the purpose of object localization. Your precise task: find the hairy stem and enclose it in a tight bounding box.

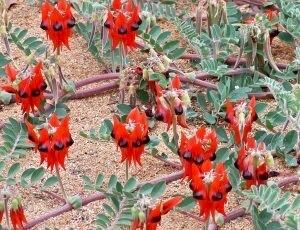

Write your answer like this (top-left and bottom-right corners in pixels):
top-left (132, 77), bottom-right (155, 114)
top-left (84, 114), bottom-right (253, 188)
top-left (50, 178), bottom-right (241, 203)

top-left (4, 196), bottom-right (11, 230)
top-left (55, 164), bottom-right (68, 203)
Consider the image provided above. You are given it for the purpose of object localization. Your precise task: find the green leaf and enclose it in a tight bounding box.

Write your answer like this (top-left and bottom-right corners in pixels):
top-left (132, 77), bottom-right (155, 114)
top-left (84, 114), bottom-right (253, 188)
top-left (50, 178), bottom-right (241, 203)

top-left (228, 87), bottom-right (252, 101)
top-left (196, 92), bottom-right (207, 110)
top-left (136, 89), bottom-right (149, 103)
top-left (117, 104), bottom-right (131, 115)
top-left (99, 119), bottom-right (113, 140)
top-left (0, 161), bottom-right (5, 171)
top-left (7, 163), bottom-right (21, 178)
top-left (82, 175), bottom-right (94, 190)
top-left (178, 196), bottom-right (196, 210)
top-left (139, 183), bottom-right (154, 195)
top-left (278, 32), bottom-right (294, 43)
top-left (68, 195), bottom-right (82, 209)
top-left (43, 176), bottom-right (59, 188)
top-left (163, 40), bottom-right (179, 53)
top-left (95, 173), bottom-right (104, 190)
top-left (215, 147), bottom-right (230, 163)
top-left (0, 91), bottom-right (12, 104)
top-left (108, 175), bottom-right (118, 191)
top-left (124, 177), bottom-right (138, 192)
top-left (203, 112), bottom-right (216, 124)
top-left (283, 130), bottom-right (297, 154)
top-left (150, 181), bottom-right (166, 199)
top-left (215, 127), bottom-right (228, 142)
top-left (31, 167), bottom-right (45, 183)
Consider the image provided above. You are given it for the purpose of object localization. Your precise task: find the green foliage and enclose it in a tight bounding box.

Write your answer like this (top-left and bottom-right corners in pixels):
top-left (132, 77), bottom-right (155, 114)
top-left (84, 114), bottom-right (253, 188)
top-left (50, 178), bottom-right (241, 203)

top-left (8, 26), bottom-right (47, 57)
top-left (245, 184), bottom-right (300, 229)
top-left (139, 23), bottom-right (186, 59)
top-left (0, 118), bottom-right (33, 158)
top-left (92, 174), bottom-right (168, 230)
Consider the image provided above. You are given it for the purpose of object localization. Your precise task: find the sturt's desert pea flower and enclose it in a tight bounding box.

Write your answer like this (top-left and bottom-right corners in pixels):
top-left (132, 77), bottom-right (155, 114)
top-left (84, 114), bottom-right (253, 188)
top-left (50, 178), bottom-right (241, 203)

top-left (104, 0), bottom-right (142, 53)
top-left (41, 0), bottom-right (76, 51)
top-left (1, 63), bottom-right (47, 114)
top-left (26, 114), bottom-right (74, 171)
top-left (111, 107), bottom-right (150, 166)
top-left (189, 160), bottom-right (231, 221)
top-left (178, 127), bottom-right (218, 180)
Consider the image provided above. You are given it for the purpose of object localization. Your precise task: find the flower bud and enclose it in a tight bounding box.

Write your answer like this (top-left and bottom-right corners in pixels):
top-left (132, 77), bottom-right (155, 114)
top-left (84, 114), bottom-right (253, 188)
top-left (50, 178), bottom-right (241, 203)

top-left (266, 152), bottom-right (274, 167)
top-left (215, 212), bottom-right (225, 226)
top-left (138, 211), bottom-right (146, 223)
top-left (131, 207), bottom-right (139, 219)
top-left (142, 68), bottom-right (149, 80)
top-left (180, 91), bottom-right (191, 107)
top-left (0, 200), bottom-right (4, 211)
top-left (11, 198), bottom-right (19, 211)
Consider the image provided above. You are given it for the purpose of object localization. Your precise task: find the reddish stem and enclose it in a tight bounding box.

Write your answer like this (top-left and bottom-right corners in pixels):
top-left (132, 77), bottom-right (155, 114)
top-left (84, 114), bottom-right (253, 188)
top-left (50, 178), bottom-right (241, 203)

top-left (75, 73), bottom-right (119, 88)
top-left (69, 81), bottom-right (119, 100)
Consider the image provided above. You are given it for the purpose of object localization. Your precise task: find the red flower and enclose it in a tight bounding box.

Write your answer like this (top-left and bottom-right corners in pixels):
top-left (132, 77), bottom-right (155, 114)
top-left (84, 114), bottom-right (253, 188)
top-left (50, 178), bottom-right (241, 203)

top-left (0, 63), bottom-right (47, 114)
top-left (225, 97), bottom-right (257, 146)
top-left (0, 201), bottom-right (3, 225)
top-left (178, 127), bottom-right (218, 180)
top-left (26, 114), bottom-right (74, 171)
top-left (10, 199), bottom-right (27, 230)
top-left (41, 0), bottom-right (75, 51)
top-left (264, 5), bottom-right (279, 22)
top-left (111, 107), bottom-right (149, 166)
top-left (235, 137), bottom-right (272, 189)
top-left (189, 160), bottom-right (231, 221)
top-left (152, 76), bottom-right (189, 130)
top-left (104, 0), bottom-right (141, 53)
top-left (131, 196), bottom-right (182, 230)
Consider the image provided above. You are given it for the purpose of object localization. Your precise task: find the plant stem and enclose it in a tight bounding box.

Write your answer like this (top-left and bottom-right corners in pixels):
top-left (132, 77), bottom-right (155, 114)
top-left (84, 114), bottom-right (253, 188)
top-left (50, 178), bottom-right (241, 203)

top-left (55, 164), bottom-right (68, 203)
top-left (125, 161), bottom-right (129, 181)
top-left (4, 196), bottom-right (11, 230)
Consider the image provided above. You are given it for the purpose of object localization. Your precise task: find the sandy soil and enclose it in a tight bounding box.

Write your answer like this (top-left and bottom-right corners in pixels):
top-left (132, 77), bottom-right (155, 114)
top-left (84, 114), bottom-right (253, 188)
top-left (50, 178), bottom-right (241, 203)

top-left (0, 1), bottom-right (297, 230)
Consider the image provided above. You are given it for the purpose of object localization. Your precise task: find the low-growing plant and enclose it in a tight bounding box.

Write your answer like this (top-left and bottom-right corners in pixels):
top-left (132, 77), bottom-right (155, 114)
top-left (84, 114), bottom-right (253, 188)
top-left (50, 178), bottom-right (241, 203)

top-left (0, 0), bottom-right (299, 229)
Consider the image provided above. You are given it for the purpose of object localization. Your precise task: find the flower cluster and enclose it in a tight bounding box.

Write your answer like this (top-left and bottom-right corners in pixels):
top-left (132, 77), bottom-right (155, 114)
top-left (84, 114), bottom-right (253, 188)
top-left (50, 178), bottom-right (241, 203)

top-left (111, 108), bottom-right (149, 166)
top-left (0, 198), bottom-right (27, 230)
top-left (178, 127), bottom-right (218, 180)
top-left (190, 161), bottom-right (231, 221)
top-left (131, 196), bottom-right (182, 230)
top-left (1, 63), bottom-right (47, 114)
top-left (41, 0), bottom-right (76, 51)
top-left (178, 127), bottom-right (230, 220)
top-left (26, 114), bottom-right (74, 171)
top-left (145, 76), bottom-right (190, 130)
top-left (104, 0), bottom-right (142, 52)
top-left (226, 98), bottom-right (273, 188)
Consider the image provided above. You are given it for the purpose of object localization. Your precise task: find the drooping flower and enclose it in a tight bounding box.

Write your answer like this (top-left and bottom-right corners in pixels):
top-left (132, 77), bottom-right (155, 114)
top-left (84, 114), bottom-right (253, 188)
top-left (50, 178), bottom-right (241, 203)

top-left (235, 137), bottom-right (273, 189)
top-left (148, 76), bottom-right (189, 130)
top-left (225, 97), bottom-right (257, 146)
top-left (111, 107), bottom-right (149, 166)
top-left (26, 114), bottom-right (74, 171)
top-left (178, 127), bottom-right (218, 180)
top-left (41, 0), bottom-right (76, 51)
top-left (131, 196), bottom-right (182, 230)
top-left (189, 160), bottom-right (231, 221)
top-left (10, 198), bottom-right (27, 230)
top-left (0, 63), bottom-right (47, 114)
top-left (104, 0), bottom-right (142, 53)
